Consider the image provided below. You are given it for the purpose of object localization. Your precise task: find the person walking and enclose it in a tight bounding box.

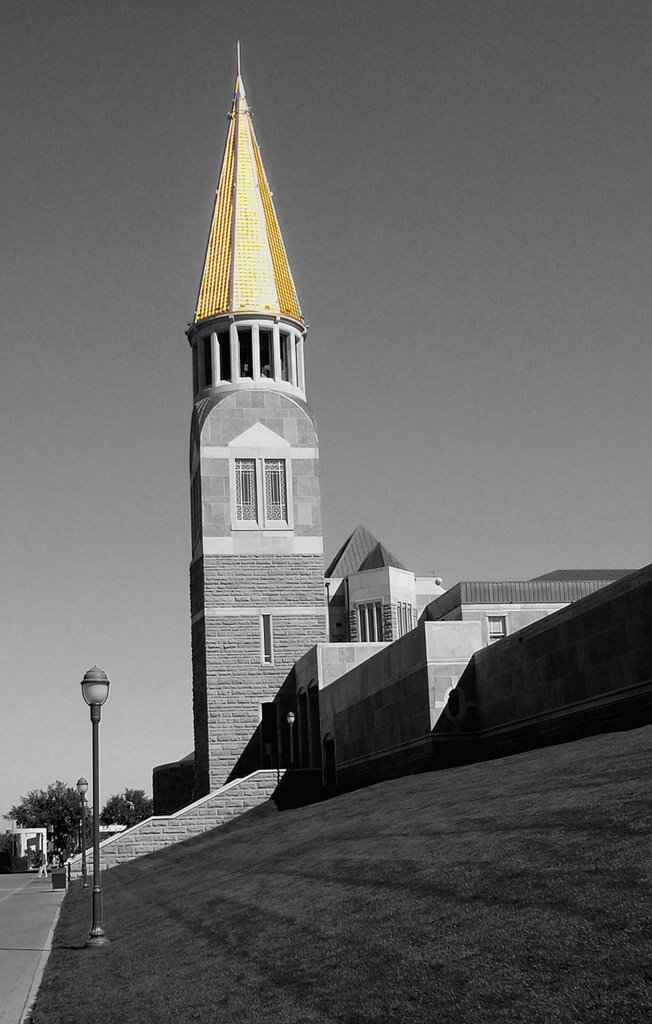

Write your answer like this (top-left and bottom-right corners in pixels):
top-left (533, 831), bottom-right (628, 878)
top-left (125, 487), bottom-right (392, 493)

top-left (36, 850), bottom-right (47, 878)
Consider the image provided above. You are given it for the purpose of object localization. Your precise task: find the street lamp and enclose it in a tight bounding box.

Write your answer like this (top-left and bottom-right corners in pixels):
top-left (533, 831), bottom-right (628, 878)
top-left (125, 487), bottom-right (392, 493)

top-left (76, 777), bottom-right (89, 889)
top-left (286, 711), bottom-right (295, 768)
top-left (80, 666), bottom-right (111, 947)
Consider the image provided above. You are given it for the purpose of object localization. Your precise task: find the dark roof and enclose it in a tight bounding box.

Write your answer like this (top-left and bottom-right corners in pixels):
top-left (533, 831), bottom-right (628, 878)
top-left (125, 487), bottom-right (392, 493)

top-left (425, 577), bottom-right (627, 619)
top-left (325, 525), bottom-right (407, 578)
top-left (530, 569), bottom-right (634, 582)
top-left (359, 542), bottom-right (408, 572)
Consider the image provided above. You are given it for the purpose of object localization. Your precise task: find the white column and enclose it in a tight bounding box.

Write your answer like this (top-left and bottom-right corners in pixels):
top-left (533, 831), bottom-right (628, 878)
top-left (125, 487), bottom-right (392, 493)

top-left (297, 336), bottom-right (306, 394)
top-left (210, 332), bottom-right (219, 385)
top-left (252, 324), bottom-right (261, 379)
top-left (272, 325), bottom-right (282, 383)
top-left (289, 329), bottom-right (297, 386)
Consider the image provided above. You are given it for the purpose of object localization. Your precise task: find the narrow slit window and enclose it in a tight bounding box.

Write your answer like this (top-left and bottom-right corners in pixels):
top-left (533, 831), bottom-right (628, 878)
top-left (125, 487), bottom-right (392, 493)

top-left (358, 601), bottom-right (384, 641)
top-left (218, 331), bottom-right (231, 381)
top-left (239, 328), bottom-right (253, 378)
top-left (261, 614), bottom-right (273, 664)
top-left (192, 345), bottom-right (199, 394)
top-left (280, 331), bottom-right (291, 381)
top-left (375, 601), bottom-right (383, 641)
top-left (358, 606), bottom-right (368, 642)
top-left (264, 459), bottom-right (287, 521)
top-left (203, 336), bottom-right (213, 387)
top-left (259, 329), bottom-right (273, 378)
top-left (235, 459), bottom-right (257, 520)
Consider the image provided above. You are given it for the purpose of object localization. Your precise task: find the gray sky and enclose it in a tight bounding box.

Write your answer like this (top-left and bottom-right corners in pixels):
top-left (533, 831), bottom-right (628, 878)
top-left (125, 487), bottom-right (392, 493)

top-left (2, 0), bottom-right (650, 818)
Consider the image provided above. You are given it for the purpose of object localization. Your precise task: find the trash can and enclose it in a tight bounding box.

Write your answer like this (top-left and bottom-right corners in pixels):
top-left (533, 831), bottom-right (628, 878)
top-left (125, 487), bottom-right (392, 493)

top-left (51, 868), bottom-right (67, 891)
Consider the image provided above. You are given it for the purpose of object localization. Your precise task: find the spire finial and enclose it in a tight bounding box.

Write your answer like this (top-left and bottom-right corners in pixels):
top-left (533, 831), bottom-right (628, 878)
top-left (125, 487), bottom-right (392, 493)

top-left (236, 40), bottom-right (241, 77)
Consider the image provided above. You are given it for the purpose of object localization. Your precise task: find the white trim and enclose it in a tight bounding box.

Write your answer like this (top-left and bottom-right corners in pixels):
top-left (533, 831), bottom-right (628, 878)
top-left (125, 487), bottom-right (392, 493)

top-left (292, 536), bottom-right (324, 554)
top-left (201, 535), bottom-right (323, 555)
top-left (204, 445), bottom-right (317, 460)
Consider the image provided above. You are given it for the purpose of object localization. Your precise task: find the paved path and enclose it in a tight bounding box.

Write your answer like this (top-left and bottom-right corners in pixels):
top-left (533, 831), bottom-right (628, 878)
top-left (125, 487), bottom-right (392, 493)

top-left (0, 874), bottom-right (65, 1024)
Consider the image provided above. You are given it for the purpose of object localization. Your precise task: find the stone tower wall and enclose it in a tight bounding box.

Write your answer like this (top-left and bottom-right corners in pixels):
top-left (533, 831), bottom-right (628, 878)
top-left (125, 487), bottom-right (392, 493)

top-left (191, 388), bottom-right (325, 796)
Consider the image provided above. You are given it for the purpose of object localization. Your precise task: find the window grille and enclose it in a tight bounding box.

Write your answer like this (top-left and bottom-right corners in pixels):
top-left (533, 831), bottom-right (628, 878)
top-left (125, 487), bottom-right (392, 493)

top-left (235, 459), bottom-right (257, 520)
top-left (264, 459), bottom-right (287, 521)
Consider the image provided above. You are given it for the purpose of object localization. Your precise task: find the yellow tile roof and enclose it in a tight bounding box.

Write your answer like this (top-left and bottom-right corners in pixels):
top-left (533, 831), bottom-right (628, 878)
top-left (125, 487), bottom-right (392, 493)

top-left (194, 72), bottom-right (303, 325)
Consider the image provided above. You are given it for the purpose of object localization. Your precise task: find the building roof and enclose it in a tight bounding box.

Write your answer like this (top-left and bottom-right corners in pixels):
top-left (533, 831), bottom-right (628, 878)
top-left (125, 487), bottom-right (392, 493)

top-left (529, 569), bottom-right (634, 582)
top-left (325, 525), bottom-right (408, 578)
top-left (425, 576), bottom-right (632, 619)
top-left (194, 62), bottom-right (302, 325)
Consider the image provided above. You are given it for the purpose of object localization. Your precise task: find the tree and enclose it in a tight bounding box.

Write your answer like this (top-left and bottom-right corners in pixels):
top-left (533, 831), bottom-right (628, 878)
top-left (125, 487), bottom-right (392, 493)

top-left (6, 781), bottom-right (88, 856)
top-left (100, 788), bottom-right (152, 827)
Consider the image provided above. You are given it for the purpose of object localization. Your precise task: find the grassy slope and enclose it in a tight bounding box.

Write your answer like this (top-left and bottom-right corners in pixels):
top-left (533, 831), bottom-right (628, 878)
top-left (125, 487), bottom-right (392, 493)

top-left (31, 726), bottom-right (652, 1024)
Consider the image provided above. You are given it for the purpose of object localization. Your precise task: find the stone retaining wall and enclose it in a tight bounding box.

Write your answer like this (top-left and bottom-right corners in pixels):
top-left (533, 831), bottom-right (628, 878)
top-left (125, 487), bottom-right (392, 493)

top-left (69, 770), bottom-right (284, 876)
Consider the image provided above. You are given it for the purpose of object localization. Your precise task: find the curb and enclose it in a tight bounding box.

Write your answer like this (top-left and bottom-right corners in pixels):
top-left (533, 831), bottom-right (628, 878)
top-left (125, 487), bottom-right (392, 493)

top-left (19, 896), bottom-right (64, 1023)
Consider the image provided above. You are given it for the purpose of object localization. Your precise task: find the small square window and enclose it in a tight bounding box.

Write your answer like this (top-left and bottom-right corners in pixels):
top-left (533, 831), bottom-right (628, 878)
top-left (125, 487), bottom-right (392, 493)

top-left (487, 615), bottom-right (507, 641)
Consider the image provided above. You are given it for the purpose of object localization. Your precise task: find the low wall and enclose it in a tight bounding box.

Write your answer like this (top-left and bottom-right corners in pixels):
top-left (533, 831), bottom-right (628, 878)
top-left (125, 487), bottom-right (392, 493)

top-left (69, 770), bottom-right (284, 875)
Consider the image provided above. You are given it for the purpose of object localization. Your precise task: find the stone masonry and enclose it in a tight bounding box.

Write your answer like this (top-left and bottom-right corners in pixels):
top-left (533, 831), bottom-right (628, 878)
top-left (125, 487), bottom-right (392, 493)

top-left (69, 770), bottom-right (284, 876)
top-left (190, 390), bottom-right (326, 797)
top-left (192, 554), bottom-right (325, 794)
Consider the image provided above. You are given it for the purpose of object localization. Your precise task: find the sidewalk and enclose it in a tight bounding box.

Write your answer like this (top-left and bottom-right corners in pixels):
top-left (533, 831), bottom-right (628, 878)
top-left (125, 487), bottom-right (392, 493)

top-left (0, 873), bottom-right (65, 1024)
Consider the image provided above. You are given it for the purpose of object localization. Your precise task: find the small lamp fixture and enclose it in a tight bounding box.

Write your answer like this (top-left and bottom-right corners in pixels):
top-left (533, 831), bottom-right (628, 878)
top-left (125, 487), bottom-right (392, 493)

top-left (80, 666), bottom-right (110, 707)
top-left (76, 777), bottom-right (89, 796)
top-left (286, 711), bottom-right (295, 769)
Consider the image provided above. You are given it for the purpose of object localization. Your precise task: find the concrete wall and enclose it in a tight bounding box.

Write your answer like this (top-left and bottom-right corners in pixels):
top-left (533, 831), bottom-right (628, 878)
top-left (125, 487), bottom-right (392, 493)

top-left (454, 603), bottom-right (565, 646)
top-left (462, 564), bottom-right (652, 754)
top-left (315, 622), bottom-right (482, 791)
top-left (69, 771), bottom-right (284, 876)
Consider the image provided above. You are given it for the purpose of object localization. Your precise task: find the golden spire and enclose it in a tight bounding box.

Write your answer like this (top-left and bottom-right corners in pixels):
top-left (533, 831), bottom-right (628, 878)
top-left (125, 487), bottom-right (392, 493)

top-left (194, 48), bottom-right (303, 325)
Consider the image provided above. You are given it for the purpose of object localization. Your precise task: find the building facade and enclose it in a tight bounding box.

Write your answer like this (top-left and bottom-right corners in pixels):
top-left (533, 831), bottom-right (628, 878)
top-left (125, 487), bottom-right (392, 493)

top-left (186, 66), bottom-right (326, 796)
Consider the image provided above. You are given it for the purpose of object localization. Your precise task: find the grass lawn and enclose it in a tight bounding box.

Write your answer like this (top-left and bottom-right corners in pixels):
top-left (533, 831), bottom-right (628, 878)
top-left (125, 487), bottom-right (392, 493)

top-left (30, 725), bottom-right (652, 1024)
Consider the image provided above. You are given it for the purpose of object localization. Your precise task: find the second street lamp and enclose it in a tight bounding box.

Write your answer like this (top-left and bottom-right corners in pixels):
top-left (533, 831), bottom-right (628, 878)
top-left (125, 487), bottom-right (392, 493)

top-left (76, 777), bottom-right (89, 889)
top-left (80, 666), bottom-right (111, 948)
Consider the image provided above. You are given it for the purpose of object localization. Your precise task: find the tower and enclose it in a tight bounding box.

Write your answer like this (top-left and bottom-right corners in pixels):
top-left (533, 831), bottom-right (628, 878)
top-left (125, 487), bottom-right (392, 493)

top-left (187, 59), bottom-right (326, 797)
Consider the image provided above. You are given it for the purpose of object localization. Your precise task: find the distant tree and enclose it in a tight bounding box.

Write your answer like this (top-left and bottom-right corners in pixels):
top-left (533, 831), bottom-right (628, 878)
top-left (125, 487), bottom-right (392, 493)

top-left (5, 781), bottom-right (88, 856)
top-left (100, 788), bottom-right (152, 827)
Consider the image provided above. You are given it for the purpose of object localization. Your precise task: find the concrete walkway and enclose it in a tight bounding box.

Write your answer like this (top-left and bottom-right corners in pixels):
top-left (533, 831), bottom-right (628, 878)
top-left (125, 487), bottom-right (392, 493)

top-left (0, 873), bottom-right (65, 1024)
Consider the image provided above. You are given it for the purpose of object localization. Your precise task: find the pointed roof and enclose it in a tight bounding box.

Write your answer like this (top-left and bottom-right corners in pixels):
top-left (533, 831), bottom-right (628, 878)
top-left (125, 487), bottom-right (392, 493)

top-left (325, 525), bottom-right (408, 578)
top-left (194, 57), bottom-right (303, 325)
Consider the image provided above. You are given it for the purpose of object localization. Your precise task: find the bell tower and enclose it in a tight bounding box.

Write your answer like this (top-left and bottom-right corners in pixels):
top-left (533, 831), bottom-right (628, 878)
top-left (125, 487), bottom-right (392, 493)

top-left (187, 55), bottom-right (326, 797)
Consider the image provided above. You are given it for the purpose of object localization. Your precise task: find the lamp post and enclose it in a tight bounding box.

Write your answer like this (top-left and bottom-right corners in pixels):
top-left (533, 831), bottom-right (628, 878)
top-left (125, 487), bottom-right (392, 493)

top-left (76, 777), bottom-right (89, 889)
top-left (286, 711), bottom-right (295, 769)
top-left (80, 666), bottom-right (110, 947)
